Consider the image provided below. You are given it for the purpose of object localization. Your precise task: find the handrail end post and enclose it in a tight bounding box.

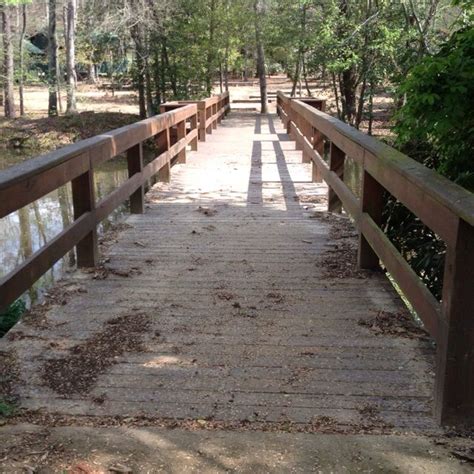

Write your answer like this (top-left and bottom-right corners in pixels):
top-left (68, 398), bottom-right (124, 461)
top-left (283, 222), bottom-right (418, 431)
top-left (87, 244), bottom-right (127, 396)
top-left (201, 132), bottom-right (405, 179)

top-left (435, 218), bottom-right (474, 426)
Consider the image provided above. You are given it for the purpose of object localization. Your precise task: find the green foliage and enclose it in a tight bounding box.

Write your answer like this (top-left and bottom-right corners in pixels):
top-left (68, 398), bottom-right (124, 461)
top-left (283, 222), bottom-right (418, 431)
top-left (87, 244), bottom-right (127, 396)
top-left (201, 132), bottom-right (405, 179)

top-left (0, 300), bottom-right (26, 338)
top-left (395, 26), bottom-right (474, 190)
top-left (385, 23), bottom-right (474, 301)
top-left (0, 400), bottom-right (15, 417)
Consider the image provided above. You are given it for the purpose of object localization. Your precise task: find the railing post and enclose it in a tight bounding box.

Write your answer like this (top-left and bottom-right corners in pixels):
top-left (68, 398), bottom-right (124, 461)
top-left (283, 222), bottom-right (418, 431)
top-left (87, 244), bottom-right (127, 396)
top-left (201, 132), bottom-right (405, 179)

top-left (212, 103), bottom-right (217, 129)
top-left (198, 102), bottom-right (206, 141)
top-left (72, 165), bottom-right (98, 267)
top-left (176, 120), bottom-right (186, 164)
top-left (190, 113), bottom-right (198, 151)
top-left (358, 170), bottom-right (384, 269)
top-left (127, 143), bottom-right (144, 214)
top-left (435, 218), bottom-right (474, 425)
top-left (328, 143), bottom-right (345, 213)
top-left (156, 128), bottom-right (171, 183)
top-left (217, 99), bottom-right (223, 123)
top-left (286, 103), bottom-right (292, 135)
top-left (301, 119), bottom-right (311, 163)
top-left (312, 127), bottom-right (323, 183)
top-left (206, 105), bottom-right (213, 135)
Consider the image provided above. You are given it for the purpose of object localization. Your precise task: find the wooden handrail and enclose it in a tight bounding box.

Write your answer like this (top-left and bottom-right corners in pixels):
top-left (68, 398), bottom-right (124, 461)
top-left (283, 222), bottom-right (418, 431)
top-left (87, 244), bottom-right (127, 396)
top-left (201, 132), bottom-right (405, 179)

top-left (277, 90), bottom-right (474, 426)
top-left (0, 93), bottom-right (230, 314)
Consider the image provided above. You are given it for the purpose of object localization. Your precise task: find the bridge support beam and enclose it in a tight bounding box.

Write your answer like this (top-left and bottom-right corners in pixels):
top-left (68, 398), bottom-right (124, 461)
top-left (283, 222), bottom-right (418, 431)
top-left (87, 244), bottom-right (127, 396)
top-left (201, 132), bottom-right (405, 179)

top-left (435, 218), bottom-right (474, 426)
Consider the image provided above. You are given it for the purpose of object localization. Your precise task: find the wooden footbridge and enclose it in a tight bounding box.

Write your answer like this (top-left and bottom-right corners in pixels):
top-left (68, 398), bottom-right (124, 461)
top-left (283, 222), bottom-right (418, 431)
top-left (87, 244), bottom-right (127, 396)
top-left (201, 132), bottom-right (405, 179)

top-left (0, 91), bottom-right (473, 431)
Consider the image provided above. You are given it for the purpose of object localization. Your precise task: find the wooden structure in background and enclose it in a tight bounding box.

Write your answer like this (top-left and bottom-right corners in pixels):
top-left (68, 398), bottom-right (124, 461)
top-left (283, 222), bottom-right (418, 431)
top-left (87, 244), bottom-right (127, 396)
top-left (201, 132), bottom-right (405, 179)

top-left (277, 91), bottom-right (474, 426)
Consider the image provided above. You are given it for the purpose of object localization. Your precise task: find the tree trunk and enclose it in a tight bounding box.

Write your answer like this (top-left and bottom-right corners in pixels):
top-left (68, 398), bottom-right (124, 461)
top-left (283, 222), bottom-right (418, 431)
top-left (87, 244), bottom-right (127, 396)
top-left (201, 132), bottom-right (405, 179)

top-left (302, 55), bottom-right (311, 96)
top-left (66, 0), bottom-right (78, 114)
top-left (48, 0), bottom-right (58, 116)
top-left (219, 62), bottom-right (223, 93)
top-left (130, 14), bottom-right (146, 118)
top-left (224, 42), bottom-right (229, 92)
top-left (331, 72), bottom-right (341, 120)
top-left (254, 0), bottom-right (267, 114)
top-left (145, 53), bottom-right (154, 116)
top-left (367, 79), bottom-right (374, 135)
top-left (339, 67), bottom-right (357, 124)
top-left (290, 55), bottom-right (301, 97)
top-left (355, 76), bottom-right (367, 129)
top-left (19, 4), bottom-right (27, 116)
top-left (88, 63), bottom-right (97, 84)
top-left (206, 0), bottom-right (216, 96)
top-left (1, 6), bottom-right (16, 118)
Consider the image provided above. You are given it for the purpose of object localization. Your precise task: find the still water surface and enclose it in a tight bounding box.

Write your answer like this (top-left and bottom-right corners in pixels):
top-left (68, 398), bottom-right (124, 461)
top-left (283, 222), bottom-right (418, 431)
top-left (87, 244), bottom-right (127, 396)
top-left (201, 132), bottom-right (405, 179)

top-left (0, 149), bottom-right (130, 307)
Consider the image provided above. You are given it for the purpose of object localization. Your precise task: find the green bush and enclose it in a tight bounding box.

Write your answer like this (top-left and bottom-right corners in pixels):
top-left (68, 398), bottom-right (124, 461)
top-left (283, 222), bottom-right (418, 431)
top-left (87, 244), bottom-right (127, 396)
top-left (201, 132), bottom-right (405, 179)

top-left (385, 25), bottom-right (473, 301)
top-left (0, 300), bottom-right (26, 338)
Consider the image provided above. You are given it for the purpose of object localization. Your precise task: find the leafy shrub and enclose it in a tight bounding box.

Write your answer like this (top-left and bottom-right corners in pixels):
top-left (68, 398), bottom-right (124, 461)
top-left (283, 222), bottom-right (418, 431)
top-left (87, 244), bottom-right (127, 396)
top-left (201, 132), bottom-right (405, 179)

top-left (385, 25), bottom-right (474, 301)
top-left (0, 300), bottom-right (26, 338)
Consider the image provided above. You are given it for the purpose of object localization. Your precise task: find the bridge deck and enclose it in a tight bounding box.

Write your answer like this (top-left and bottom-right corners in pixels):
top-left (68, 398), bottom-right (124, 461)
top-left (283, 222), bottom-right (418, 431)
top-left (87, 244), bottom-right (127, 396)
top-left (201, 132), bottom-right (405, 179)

top-left (2, 112), bottom-right (437, 432)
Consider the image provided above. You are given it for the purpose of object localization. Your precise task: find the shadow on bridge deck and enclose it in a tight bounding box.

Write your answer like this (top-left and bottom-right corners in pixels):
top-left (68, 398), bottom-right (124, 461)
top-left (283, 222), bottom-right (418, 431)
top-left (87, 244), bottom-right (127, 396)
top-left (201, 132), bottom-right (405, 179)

top-left (1, 111), bottom-right (437, 434)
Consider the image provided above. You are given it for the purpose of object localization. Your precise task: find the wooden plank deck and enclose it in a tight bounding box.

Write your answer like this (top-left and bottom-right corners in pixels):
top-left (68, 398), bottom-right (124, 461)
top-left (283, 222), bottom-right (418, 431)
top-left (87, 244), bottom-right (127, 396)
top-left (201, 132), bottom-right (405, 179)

top-left (1, 112), bottom-right (437, 432)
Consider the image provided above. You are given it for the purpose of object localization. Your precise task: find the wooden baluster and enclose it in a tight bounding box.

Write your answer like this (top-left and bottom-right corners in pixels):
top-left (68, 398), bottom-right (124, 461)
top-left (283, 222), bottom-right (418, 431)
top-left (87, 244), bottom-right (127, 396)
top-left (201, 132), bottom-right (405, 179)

top-left (72, 165), bottom-right (98, 267)
top-left (286, 103), bottom-right (292, 135)
top-left (328, 143), bottom-right (345, 213)
top-left (198, 102), bottom-right (206, 141)
top-left (212, 103), bottom-right (218, 129)
top-left (190, 113), bottom-right (198, 151)
top-left (435, 218), bottom-right (474, 425)
top-left (127, 143), bottom-right (144, 214)
top-left (358, 170), bottom-right (384, 269)
top-left (156, 128), bottom-right (171, 183)
top-left (176, 120), bottom-right (186, 164)
top-left (217, 100), bottom-right (223, 123)
top-left (302, 119), bottom-right (311, 163)
top-left (312, 127), bottom-right (323, 183)
top-left (206, 105), bottom-right (213, 135)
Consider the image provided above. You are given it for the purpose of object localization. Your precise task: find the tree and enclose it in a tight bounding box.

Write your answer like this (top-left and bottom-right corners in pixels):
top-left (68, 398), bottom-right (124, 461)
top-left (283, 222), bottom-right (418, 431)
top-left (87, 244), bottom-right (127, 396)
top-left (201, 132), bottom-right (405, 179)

top-left (47, 0), bottom-right (58, 116)
top-left (65, 0), bottom-right (78, 114)
top-left (18, 2), bottom-right (27, 116)
top-left (254, 0), bottom-right (267, 114)
top-left (1, 2), bottom-right (15, 117)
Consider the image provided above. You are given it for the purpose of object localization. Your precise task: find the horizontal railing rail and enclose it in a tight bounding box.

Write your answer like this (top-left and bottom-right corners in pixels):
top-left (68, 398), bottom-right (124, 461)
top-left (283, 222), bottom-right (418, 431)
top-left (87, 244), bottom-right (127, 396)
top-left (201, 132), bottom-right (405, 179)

top-left (0, 93), bottom-right (230, 314)
top-left (277, 91), bottom-right (474, 426)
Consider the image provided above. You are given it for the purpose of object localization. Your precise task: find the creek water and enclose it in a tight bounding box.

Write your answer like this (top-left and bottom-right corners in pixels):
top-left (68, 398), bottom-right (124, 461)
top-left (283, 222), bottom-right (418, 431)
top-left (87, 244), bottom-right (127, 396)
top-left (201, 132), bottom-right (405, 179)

top-left (0, 149), bottom-right (130, 307)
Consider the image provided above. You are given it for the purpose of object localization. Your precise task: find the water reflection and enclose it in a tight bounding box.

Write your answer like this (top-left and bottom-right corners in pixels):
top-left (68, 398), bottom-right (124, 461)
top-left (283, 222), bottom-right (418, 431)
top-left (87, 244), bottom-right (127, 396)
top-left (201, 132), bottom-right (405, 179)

top-left (0, 156), bottom-right (129, 307)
